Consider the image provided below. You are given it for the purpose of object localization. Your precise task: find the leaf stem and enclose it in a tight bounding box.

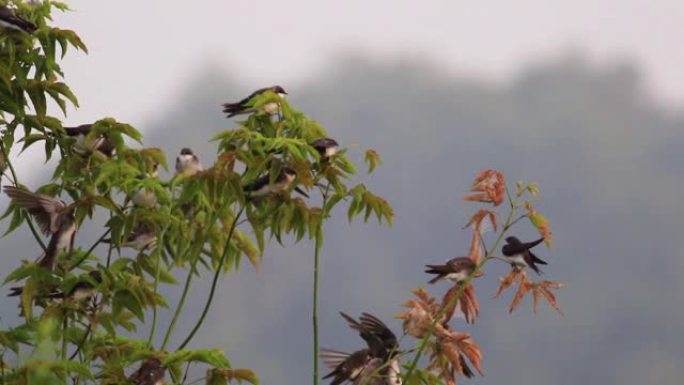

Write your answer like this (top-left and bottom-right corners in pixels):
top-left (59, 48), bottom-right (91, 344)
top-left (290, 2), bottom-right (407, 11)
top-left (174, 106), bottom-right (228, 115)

top-left (147, 228), bottom-right (167, 348)
top-left (160, 228), bottom-right (207, 351)
top-left (71, 229), bottom-right (111, 270)
top-left (176, 206), bottom-right (245, 350)
top-left (312, 196), bottom-right (327, 385)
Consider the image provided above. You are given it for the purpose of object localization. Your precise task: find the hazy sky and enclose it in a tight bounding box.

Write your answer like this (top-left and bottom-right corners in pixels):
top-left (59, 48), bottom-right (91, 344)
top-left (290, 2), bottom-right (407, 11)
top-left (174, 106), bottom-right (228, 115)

top-left (53, 0), bottom-right (684, 128)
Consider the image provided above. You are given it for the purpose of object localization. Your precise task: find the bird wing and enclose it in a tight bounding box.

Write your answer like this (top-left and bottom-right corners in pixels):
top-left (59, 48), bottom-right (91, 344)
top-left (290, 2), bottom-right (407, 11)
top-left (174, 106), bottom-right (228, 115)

top-left (524, 237), bottom-right (545, 249)
top-left (359, 313), bottom-right (398, 356)
top-left (243, 174), bottom-right (270, 192)
top-left (321, 349), bottom-right (351, 370)
top-left (64, 124), bottom-right (92, 136)
top-left (446, 257), bottom-right (475, 273)
top-left (502, 242), bottom-right (529, 256)
top-left (4, 186), bottom-right (66, 234)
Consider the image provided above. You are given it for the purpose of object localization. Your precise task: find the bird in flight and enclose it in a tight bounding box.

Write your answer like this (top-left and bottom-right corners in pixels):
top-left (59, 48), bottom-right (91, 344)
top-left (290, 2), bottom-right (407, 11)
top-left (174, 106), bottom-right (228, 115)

top-left (322, 312), bottom-right (402, 385)
top-left (501, 236), bottom-right (547, 275)
top-left (222, 85), bottom-right (287, 118)
top-left (4, 185), bottom-right (77, 270)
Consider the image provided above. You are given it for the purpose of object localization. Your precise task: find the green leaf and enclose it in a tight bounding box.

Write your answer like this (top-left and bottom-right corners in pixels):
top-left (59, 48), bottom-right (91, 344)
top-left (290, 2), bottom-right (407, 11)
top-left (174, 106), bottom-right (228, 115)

top-left (364, 149), bottom-right (382, 173)
top-left (113, 289), bottom-right (145, 321)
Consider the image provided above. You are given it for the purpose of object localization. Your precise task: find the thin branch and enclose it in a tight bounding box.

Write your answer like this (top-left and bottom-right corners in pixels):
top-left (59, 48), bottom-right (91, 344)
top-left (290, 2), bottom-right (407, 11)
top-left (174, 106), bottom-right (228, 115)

top-left (161, 239), bottom-right (203, 351)
top-left (312, 195), bottom-right (327, 385)
top-left (503, 214), bottom-right (528, 232)
top-left (71, 228), bottom-right (111, 270)
top-left (68, 322), bottom-right (92, 361)
top-left (176, 205), bottom-right (245, 350)
top-left (147, 227), bottom-right (168, 348)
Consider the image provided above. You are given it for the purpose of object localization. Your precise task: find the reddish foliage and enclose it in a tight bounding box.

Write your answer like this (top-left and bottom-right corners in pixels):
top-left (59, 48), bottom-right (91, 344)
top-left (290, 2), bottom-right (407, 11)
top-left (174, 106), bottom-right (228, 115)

top-left (463, 170), bottom-right (506, 206)
top-left (495, 270), bottom-right (564, 314)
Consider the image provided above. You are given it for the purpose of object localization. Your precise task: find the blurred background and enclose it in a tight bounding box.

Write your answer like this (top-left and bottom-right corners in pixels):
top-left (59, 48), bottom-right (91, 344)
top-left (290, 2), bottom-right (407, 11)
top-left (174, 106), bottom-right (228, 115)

top-left (2, 1), bottom-right (684, 384)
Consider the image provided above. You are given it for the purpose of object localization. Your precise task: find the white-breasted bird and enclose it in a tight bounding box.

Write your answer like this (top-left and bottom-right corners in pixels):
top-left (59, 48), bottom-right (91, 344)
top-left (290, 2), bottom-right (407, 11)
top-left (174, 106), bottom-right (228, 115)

top-left (175, 148), bottom-right (203, 177)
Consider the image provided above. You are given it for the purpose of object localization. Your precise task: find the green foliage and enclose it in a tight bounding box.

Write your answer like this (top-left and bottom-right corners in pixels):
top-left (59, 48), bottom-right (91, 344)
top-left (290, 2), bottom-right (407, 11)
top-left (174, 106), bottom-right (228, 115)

top-left (0, 2), bottom-right (392, 384)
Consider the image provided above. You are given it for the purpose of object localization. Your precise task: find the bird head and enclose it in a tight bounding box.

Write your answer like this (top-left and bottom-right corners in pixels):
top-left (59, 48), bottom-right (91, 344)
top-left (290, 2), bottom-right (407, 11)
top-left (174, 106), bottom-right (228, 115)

top-left (505, 236), bottom-right (521, 244)
top-left (272, 85), bottom-right (287, 97)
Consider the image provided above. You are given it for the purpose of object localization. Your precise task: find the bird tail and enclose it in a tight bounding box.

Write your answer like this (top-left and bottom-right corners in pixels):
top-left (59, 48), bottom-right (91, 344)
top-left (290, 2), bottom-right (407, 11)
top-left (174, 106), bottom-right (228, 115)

top-left (294, 186), bottom-right (310, 198)
top-left (460, 354), bottom-right (475, 378)
top-left (528, 250), bottom-right (548, 265)
top-left (427, 275), bottom-right (444, 284)
top-left (424, 264), bottom-right (448, 284)
top-left (7, 286), bottom-right (22, 297)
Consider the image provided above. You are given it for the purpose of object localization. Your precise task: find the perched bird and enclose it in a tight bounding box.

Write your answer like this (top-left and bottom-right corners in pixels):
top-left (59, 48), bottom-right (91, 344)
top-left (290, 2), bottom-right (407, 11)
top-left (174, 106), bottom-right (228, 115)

top-left (425, 257), bottom-right (478, 284)
top-left (175, 147), bottom-right (203, 176)
top-left (322, 312), bottom-right (402, 385)
top-left (0, 5), bottom-right (37, 33)
top-left (4, 186), bottom-right (76, 270)
top-left (222, 85), bottom-right (287, 118)
top-left (63, 124), bottom-right (115, 157)
top-left (311, 138), bottom-right (339, 159)
top-left (243, 167), bottom-right (308, 199)
top-left (128, 358), bottom-right (165, 385)
top-left (501, 236), bottom-right (547, 275)
top-left (131, 163), bottom-right (160, 208)
top-left (103, 224), bottom-right (156, 251)
top-left (9, 271), bottom-right (102, 301)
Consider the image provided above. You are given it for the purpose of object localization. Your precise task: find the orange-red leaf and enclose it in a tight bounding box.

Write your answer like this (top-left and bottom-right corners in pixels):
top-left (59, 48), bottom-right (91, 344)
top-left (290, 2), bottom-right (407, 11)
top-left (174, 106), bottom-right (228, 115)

top-left (509, 274), bottom-right (531, 313)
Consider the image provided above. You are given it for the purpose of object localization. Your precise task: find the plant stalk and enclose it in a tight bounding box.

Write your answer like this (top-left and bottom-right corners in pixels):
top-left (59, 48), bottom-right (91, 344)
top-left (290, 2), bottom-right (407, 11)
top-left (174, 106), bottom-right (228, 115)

top-left (176, 206), bottom-right (245, 350)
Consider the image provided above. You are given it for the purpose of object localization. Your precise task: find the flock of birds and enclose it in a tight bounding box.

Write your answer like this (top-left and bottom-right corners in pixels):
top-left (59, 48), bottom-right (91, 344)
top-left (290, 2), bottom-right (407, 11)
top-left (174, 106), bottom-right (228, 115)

top-left (1, 6), bottom-right (553, 382)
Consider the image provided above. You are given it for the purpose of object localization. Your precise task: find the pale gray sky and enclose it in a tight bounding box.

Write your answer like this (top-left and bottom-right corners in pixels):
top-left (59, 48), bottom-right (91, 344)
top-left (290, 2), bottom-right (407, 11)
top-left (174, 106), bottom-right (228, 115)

top-left (53, 0), bottom-right (684, 128)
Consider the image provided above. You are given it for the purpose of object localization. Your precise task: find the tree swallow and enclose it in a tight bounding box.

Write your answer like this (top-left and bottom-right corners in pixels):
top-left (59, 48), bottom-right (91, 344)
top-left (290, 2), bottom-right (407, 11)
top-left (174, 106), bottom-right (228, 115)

top-left (243, 166), bottom-right (308, 199)
top-left (128, 358), bottom-right (165, 385)
top-left (175, 148), bottom-right (203, 177)
top-left (0, 5), bottom-right (37, 33)
top-left (311, 138), bottom-right (339, 159)
top-left (222, 85), bottom-right (287, 118)
top-left (425, 257), bottom-right (477, 284)
top-left (501, 236), bottom-right (547, 275)
top-left (63, 124), bottom-right (116, 157)
top-left (104, 224), bottom-right (157, 251)
top-left (322, 312), bottom-right (402, 385)
top-left (4, 186), bottom-right (76, 270)
top-left (9, 271), bottom-right (103, 301)
top-left (131, 163), bottom-right (160, 208)
top-left (321, 349), bottom-right (385, 385)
